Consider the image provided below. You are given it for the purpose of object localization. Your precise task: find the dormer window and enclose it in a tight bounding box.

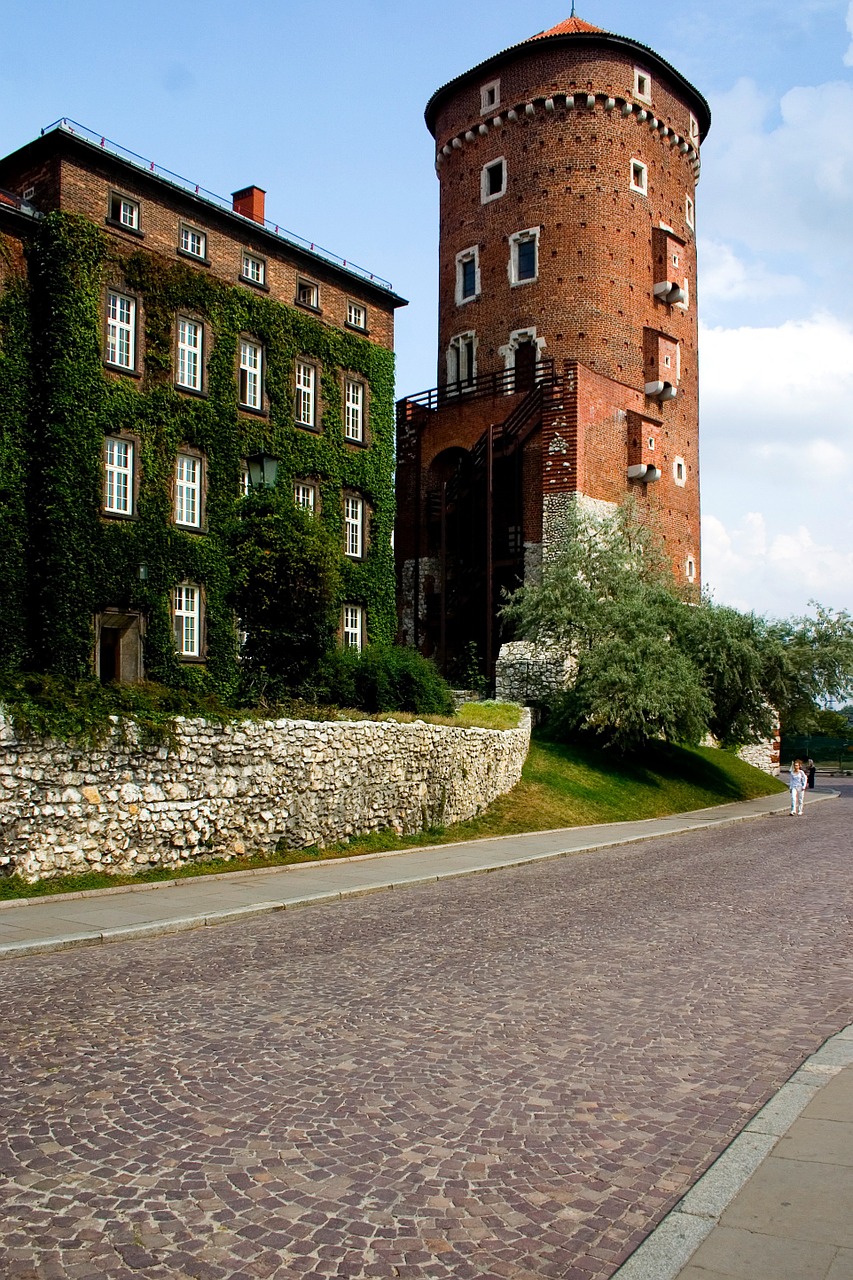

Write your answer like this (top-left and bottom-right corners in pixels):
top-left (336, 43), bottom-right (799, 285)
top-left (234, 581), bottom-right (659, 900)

top-left (480, 79), bottom-right (500, 114)
top-left (634, 69), bottom-right (652, 103)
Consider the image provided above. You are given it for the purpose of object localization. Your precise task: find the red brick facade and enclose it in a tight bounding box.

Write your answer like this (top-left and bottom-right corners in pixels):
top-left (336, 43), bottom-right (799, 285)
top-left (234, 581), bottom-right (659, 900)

top-left (397, 20), bottom-right (710, 674)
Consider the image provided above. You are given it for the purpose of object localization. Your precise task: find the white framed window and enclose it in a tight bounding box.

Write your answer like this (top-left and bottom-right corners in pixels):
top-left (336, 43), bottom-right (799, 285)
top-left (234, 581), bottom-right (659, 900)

top-left (109, 193), bottom-right (139, 230)
top-left (343, 603), bottom-right (364, 650)
top-left (239, 340), bottom-right (262, 409)
top-left (104, 438), bottom-right (134, 515)
top-left (481, 157), bottom-right (506, 204)
top-left (686, 556), bottom-right (696, 583)
top-left (509, 227), bottom-right (540, 285)
top-left (455, 246), bottom-right (480, 304)
top-left (685, 195), bottom-right (695, 229)
top-left (634, 69), bottom-right (652, 103)
top-left (447, 331), bottom-right (477, 389)
top-left (241, 252), bottom-right (265, 285)
top-left (177, 318), bottom-right (203, 391)
top-left (344, 495), bottom-right (364, 558)
top-left (647, 436), bottom-right (656, 452)
top-left (674, 456), bottom-right (686, 487)
top-left (296, 279), bottom-right (319, 308)
top-left (480, 79), bottom-right (500, 114)
top-left (180, 225), bottom-right (206, 259)
top-left (175, 453), bottom-right (201, 528)
top-left (173, 584), bottom-right (201, 657)
top-left (630, 160), bottom-right (648, 195)
top-left (345, 379), bottom-right (365, 441)
top-left (294, 481), bottom-right (316, 512)
top-left (347, 300), bottom-right (367, 329)
top-left (295, 361), bottom-right (316, 426)
top-left (106, 291), bottom-right (136, 370)
top-left (688, 113), bottom-right (700, 145)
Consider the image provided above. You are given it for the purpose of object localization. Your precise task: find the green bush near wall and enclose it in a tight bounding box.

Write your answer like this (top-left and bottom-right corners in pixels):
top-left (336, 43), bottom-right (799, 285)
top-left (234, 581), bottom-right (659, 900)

top-left (0, 212), bottom-right (397, 695)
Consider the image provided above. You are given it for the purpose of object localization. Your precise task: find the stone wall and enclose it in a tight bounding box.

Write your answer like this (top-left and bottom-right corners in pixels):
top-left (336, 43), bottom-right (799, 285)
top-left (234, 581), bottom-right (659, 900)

top-left (0, 709), bottom-right (531, 883)
top-left (494, 641), bottom-right (576, 704)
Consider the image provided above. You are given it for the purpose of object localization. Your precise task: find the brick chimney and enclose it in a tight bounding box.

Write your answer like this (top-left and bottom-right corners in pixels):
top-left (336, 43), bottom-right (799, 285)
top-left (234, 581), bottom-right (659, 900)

top-left (231, 185), bottom-right (266, 224)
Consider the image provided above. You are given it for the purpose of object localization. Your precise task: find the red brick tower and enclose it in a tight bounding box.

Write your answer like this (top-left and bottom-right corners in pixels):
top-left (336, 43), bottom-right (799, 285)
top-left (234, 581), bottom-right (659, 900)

top-left (396, 15), bottom-right (710, 678)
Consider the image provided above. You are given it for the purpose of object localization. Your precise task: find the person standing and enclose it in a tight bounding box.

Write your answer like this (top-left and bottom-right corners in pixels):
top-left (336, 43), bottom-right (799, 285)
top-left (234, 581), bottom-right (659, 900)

top-left (789, 759), bottom-right (807, 816)
top-left (807, 757), bottom-right (816, 789)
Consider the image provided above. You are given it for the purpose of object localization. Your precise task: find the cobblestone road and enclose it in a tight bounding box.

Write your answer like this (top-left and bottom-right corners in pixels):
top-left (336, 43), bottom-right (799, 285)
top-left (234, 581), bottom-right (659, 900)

top-left (2, 784), bottom-right (851, 1280)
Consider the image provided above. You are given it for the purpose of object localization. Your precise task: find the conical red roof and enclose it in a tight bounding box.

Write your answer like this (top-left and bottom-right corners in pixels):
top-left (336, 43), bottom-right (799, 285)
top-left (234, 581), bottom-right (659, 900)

top-left (529, 15), bottom-right (603, 39)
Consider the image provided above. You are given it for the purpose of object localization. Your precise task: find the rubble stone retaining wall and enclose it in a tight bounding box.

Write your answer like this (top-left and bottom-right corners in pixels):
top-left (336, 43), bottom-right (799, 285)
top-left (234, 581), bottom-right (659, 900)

top-left (0, 709), bottom-right (531, 883)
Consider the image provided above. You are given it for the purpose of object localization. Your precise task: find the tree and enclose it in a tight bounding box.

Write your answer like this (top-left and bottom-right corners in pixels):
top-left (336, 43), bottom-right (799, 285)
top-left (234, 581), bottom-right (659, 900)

top-left (770, 604), bottom-right (853, 734)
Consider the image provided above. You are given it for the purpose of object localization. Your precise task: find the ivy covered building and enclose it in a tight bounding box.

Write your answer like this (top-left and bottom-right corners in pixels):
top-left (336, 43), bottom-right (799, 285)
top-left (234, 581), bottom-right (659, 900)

top-left (0, 121), bottom-right (405, 691)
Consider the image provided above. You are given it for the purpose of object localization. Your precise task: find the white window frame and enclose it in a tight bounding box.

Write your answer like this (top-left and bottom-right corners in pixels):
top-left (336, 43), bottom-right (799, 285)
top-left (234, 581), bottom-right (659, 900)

top-left (344, 495), bottom-right (364, 559)
top-left (174, 584), bottom-right (201, 657)
top-left (295, 361), bottom-right (316, 427)
top-left (447, 331), bottom-right (477, 390)
top-left (104, 437), bottom-right (134, 515)
top-left (110, 194), bottom-right (139, 230)
top-left (630, 159), bottom-right (648, 196)
top-left (346, 300), bottom-right (367, 330)
top-left (481, 157), bottom-right (506, 205)
top-left (177, 318), bottom-right (203, 391)
top-left (106, 291), bottom-right (136, 370)
top-left (673, 456), bottom-right (687, 487)
top-left (296, 279), bottom-right (319, 308)
top-left (686, 556), bottom-right (696, 583)
top-left (345, 379), bottom-right (364, 441)
top-left (634, 68), bottom-right (652, 103)
top-left (239, 340), bottom-right (262, 410)
top-left (688, 113), bottom-right (700, 145)
top-left (175, 453), bottom-right (201, 528)
top-left (180, 225), bottom-right (206, 259)
top-left (294, 481), bottom-right (316, 512)
top-left (509, 227), bottom-right (540, 286)
top-left (241, 252), bottom-right (265, 285)
top-left (343, 604), bottom-right (364, 650)
top-left (455, 246), bottom-right (480, 304)
top-left (685, 195), bottom-right (695, 230)
top-left (480, 79), bottom-right (500, 114)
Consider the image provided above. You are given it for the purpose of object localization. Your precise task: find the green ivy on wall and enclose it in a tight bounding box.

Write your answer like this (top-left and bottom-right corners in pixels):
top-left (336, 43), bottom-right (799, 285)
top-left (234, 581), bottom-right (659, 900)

top-left (0, 239), bottom-right (31, 671)
top-left (0, 211), bottom-right (397, 694)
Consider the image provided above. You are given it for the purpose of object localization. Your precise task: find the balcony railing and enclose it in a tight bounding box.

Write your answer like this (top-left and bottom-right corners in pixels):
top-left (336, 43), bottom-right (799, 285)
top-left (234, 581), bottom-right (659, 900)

top-left (39, 119), bottom-right (395, 292)
top-left (398, 359), bottom-right (556, 415)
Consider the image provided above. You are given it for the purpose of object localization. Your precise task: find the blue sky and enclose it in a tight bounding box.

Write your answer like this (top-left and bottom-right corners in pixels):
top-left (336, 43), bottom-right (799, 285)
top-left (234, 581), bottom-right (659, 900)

top-left (2, 0), bottom-right (852, 620)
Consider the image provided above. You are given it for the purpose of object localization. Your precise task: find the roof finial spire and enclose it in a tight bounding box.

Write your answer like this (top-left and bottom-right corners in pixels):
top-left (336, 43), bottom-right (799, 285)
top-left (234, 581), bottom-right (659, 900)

top-left (570, 0), bottom-right (576, 13)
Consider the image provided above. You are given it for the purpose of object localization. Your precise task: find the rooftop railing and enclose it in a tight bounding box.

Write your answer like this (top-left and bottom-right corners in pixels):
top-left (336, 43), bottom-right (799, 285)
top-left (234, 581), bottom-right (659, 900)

top-left (39, 118), bottom-right (395, 292)
top-left (398, 359), bottom-right (556, 417)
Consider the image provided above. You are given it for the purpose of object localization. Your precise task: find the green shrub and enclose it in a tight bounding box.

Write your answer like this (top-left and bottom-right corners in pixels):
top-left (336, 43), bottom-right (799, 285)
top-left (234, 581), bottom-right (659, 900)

top-left (305, 645), bottom-right (454, 715)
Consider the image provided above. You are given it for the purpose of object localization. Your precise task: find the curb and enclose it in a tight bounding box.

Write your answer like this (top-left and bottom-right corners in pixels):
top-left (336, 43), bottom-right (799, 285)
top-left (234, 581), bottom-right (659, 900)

top-left (0, 790), bottom-right (838, 960)
top-left (611, 1023), bottom-right (853, 1279)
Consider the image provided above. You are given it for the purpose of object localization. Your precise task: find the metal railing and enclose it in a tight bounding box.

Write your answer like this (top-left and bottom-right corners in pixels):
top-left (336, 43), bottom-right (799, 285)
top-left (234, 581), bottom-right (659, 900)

top-left (399, 358), bottom-right (556, 415)
top-left (39, 118), bottom-right (395, 292)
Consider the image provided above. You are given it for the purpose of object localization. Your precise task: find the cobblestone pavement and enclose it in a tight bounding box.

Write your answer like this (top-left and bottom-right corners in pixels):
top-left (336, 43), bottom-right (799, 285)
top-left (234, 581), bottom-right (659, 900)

top-left (1, 784), bottom-right (851, 1280)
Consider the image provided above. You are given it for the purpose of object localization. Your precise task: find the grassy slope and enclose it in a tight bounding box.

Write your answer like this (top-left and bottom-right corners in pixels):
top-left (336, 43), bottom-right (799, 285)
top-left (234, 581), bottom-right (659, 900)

top-left (0, 732), bottom-right (785, 900)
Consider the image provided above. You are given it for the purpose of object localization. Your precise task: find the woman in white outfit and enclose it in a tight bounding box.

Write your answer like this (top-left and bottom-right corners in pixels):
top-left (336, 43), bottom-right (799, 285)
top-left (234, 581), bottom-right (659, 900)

top-left (789, 759), bottom-right (807, 815)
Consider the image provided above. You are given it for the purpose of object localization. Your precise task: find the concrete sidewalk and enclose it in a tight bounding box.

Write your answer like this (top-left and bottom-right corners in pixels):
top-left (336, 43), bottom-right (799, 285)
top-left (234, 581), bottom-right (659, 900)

top-left (614, 1027), bottom-right (853, 1280)
top-left (0, 785), bottom-right (836, 960)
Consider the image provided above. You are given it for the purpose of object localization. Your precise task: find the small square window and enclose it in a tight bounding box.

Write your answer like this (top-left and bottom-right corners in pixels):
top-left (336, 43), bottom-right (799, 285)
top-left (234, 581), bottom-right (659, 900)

top-left (295, 361), bottom-right (316, 427)
top-left (674, 456), bottom-right (687, 487)
top-left (480, 79), bottom-right (500, 113)
top-left (689, 113), bottom-right (700, 144)
top-left (630, 160), bottom-right (648, 195)
top-left (239, 340), bottom-right (262, 410)
top-left (634, 69), bottom-right (652, 103)
top-left (177, 318), bottom-right (203, 391)
top-left (109, 194), bottom-right (139, 230)
top-left (686, 556), bottom-right (696, 583)
top-left (296, 279), bottom-right (319, 309)
top-left (347, 300), bottom-right (367, 329)
top-left (175, 453), bottom-right (201, 528)
top-left (174, 583), bottom-right (202, 656)
top-left (106, 291), bottom-right (136, 370)
top-left (663, 354), bottom-right (671, 368)
top-left (294, 481), bottom-right (316, 512)
top-left (343, 603), bottom-right (364, 650)
top-left (104, 437), bottom-right (134, 515)
top-left (241, 252), bottom-right (266, 285)
top-left (345, 379), bottom-right (364, 441)
top-left (685, 195), bottom-right (695, 229)
top-left (672, 253), bottom-right (680, 268)
top-left (180, 225), bottom-right (207, 259)
top-left (647, 436), bottom-right (656, 451)
top-left (481, 158), bottom-right (506, 204)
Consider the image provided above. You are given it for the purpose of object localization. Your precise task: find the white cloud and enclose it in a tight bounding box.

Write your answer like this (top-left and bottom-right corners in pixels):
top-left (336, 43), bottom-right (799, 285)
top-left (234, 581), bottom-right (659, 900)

top-left (844, 0), bottom-right (853, 65)
top-left (702, 512), bottom-right (853, 616)
top-left (698, 240), bottom-right (802, 307)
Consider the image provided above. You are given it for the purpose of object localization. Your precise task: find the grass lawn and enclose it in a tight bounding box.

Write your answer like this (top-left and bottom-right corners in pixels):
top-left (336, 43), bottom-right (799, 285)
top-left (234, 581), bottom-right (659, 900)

top-left (0, 729), bottom-right (785, 902)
